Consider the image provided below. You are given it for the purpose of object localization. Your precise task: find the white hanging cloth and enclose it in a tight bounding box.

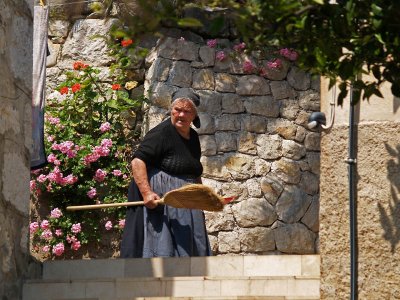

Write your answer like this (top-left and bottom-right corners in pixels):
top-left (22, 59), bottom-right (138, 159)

top-left (31, 5), bottom-right (49, 169)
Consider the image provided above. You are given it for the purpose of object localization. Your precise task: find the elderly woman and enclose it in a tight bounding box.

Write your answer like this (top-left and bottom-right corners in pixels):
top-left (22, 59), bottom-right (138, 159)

top-left (120, 88), bottom-right (212, 258)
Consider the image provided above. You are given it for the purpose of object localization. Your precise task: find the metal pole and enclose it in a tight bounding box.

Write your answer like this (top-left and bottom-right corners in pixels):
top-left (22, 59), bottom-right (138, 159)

top-left (346, 82), bottom-right (358, 300)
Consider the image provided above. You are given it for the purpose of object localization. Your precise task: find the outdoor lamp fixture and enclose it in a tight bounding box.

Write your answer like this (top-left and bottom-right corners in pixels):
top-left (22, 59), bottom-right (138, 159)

top-left (308, 111), bottom-right (327, 129)
top-left (307, 86), bottom-right (336, 131)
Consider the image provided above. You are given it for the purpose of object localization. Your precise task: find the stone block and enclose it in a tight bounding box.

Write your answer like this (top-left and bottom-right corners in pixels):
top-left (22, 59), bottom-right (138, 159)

top-left (243, 255), bottom-right (302, 276)
top-left (215, 73), bottom-right (236, 92)
top-left (239, 227), bottom-right (276, 252)
top-left (157, 37), bottom-right (199, 61)
top-left (256, 134), bottom-right (282, 160)
top-left (244, 95), bottom-right (280, 117)
top-left (260, 175), bottom-right (284, 206)
top-left (168, 60), bottom-right (192, 87)
top-left (270, 81), bottom-right (297, 100)
top-left (287, 66), bottom-right (311, 91)
top-left (232, 197), bottom-right (277, 227)
top-left (237, 75), bottom-right (270, 96)
top-left (282, 140), bottom-right (307, 160)
top-left (274, 223), bottom-right (316, 254)
top-left (215, 131), bottom-right (238, 152)
top-left (199, 135), bottom-right (217, 156)
top-left (275, 185), bottom-right (310, 223)
top-left (215, 114), bottom-right (241, 131)
top-left (60, 19), bottom-right (118, 67)
top-left (192, 68), bottom-right (215, 90)
top-left (241, 115), bottom-right (268, 133)
top-left (221, 93), bottom-right (245, 113)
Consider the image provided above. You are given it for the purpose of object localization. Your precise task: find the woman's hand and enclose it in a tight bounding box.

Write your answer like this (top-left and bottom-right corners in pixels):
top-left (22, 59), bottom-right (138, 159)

top-left (142, 191), bottom-right (160, 209)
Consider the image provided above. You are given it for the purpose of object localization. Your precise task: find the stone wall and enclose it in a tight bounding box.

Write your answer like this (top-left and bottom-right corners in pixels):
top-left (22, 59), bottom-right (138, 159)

top-left (0, 0), bottom-right (40, 299)
top-left (46, 10), bottom-right (321, 255)
top-left (319, 77), bottom-right (400, 299)
top-left (145, 36), bottom-right (321, 255)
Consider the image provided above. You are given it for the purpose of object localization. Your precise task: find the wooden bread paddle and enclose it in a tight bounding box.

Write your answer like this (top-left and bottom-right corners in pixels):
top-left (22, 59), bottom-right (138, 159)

top-left (66, 184), bottom-right (235, 212)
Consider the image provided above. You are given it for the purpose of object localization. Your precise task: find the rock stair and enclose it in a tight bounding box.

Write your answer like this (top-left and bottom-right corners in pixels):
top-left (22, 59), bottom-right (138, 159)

top-left (22, 255), bottom-right (320, 300)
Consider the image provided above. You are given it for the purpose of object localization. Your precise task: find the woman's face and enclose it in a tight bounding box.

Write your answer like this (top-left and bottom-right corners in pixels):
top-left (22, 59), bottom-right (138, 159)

top-left (170, 99), bottom-right (197, 131)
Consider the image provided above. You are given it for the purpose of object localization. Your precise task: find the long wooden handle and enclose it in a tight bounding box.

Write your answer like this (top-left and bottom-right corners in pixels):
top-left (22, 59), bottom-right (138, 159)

top-left (66, 199), bottom-right (165, 211)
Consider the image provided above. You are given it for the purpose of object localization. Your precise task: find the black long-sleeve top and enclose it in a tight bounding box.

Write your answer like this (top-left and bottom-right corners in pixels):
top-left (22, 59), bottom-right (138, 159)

top-left (133, 118), bottom-right (203, 178)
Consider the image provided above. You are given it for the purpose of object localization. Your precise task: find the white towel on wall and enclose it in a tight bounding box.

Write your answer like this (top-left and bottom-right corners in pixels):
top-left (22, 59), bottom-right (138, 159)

top-left (31, 5), bottom-right (49, 169)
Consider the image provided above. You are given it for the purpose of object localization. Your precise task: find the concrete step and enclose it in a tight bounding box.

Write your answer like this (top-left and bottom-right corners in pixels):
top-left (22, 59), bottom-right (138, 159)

top-left (41, 255), bottom-right (320, 280)
top-left (22, 255), bottom-right (320, 300)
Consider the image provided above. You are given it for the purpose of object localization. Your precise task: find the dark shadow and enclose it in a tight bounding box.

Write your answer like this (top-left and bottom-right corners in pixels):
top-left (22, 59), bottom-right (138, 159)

top-left (378, 143), bottom-right (400, 253)
top-left (393, 96), bottom-right (400, 114)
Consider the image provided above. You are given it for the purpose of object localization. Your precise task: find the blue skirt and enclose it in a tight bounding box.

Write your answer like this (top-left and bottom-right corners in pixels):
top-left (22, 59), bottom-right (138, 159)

top-left (120, 169), bottom-right (212, 258)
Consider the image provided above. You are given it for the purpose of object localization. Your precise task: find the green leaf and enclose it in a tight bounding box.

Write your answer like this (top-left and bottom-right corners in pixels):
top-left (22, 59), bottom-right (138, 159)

top-left (375, 34), bottom-right (385, 45)
top-left (311, 0), bottom-right (324, 4)
top-left (177, 17), bottom-right (203, 28)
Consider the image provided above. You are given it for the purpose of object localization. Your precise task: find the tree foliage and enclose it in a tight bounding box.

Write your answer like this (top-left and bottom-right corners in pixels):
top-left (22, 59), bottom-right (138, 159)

top-left (102, 0), bottom-right (399, 105)
top-left (194, 0), bottom-right (400, 104)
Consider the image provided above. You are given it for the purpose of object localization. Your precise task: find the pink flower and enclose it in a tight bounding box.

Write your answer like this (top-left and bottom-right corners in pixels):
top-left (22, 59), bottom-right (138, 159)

top-left (101, 139), bottom-right (112, 148)
top-left (207, 39), bottom-right (217, 48)
top-left (42, 245), bottom-right (50, 253)
top-left (47, 117), bottom-right (60, 125)
top-left (47, 167), bottom-right (63, 184)
top-left (30, 222), bottom-right (39, 234)
top-left (83, 153), bottom-right (101, 165)
top-left (40, 220), bottom-right (50, 229)
top-left (53, 159), bottom-right (61, 166)
top-left (62, 174), bottom-right (78, 185)
top-left (37, 174), bottom-right (47, 183)
top-left (243, 60), bottom-right (255, 73)
top-left (52, 243), bottom-right (65, 256)
top-left (118, 219), bottom-right (125, 229)
top-left (122, 174), bottom-right (128, 180)
top-left (55, 229), bottom-right (63, 237)
top-left (50, 208), bottom-right (62, 219)
top-left (105, 221), bottom-right (113, 231)
top-left (66, 150), bottom-right (77, 158)
top-left (41, 229), bottom-right (53, 240)
top-left (100, 122), bottom-right (111, 132)
top-left (71, 223), bottom-right (81, 234)
top-left (30, 180), bottom-right (36, 191)
top-left (47, 153), bottom-right (57, 163)
top-left (93, 146), bottom-right (110, 157)
top-left (71, 241), bottom-right (81, 251)
top-left (233, 42), bottom-right (246, 52)
top-left (279, 48), bottom-right (299, 61)
top-left (59, 141), bottom-right (74, 154)
top-left (47, 135), bottom-right (55, 142)
top-left (266, 58), bottom-right (283, 70)
top-left (216, 51), bottom-right (226, 62)
top-left (66, 235), bottom-right (77, 244)
top-left (112, 170), bottom-right (122, 176)
top-left (87, 187), bottom-right (97, 199)
top-left (94, 169), bottom-right (107, 182)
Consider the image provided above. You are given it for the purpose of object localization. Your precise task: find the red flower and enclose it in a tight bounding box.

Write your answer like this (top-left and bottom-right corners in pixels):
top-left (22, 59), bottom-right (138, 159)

top-left (121, 39), bottom-right (133, 47)
top-left (73, 61), bottom-right (88, 70)
top-left (60, 87), bottom-right (69, 95)
top-left (71, 83), bottom-right (81, 93)
top-left (111, 84), bottom-right (121, 90)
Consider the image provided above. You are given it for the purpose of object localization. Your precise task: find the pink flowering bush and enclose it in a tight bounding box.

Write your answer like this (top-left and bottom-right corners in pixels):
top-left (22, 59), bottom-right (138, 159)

top-left (30, 59), bottom-right (145, 258)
